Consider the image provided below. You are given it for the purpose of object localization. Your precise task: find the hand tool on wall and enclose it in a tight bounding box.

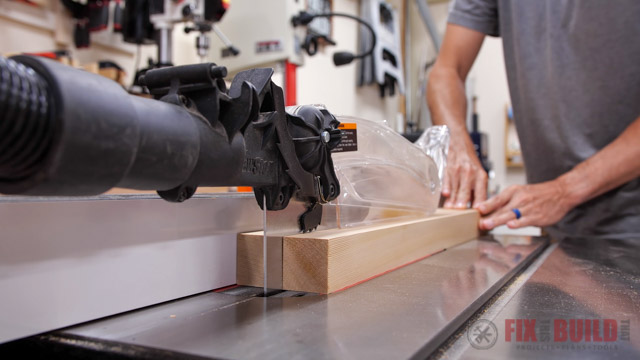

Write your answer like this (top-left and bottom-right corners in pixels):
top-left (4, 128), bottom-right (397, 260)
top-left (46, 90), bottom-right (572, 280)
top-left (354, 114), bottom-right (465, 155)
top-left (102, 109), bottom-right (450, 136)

top-left (88, 0), bottom-right (110, 32)
top-left (61, 0), bottom-right (91, 48)
top-left (0, 55), bottom-right (342, 232)
top-left (113, 0), bottom-right (123, 32)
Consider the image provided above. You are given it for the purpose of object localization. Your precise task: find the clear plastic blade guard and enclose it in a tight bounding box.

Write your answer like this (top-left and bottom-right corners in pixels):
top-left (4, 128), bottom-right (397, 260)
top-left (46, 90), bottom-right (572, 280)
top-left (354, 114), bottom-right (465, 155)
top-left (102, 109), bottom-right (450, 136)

top-left (328, 116), bottom-right (446, 228)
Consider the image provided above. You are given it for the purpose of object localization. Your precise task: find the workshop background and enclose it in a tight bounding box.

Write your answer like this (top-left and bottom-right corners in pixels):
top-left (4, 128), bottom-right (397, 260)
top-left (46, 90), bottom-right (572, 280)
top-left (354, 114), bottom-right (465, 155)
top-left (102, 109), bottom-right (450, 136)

top-left (0, 0), bottom-right (524, 194)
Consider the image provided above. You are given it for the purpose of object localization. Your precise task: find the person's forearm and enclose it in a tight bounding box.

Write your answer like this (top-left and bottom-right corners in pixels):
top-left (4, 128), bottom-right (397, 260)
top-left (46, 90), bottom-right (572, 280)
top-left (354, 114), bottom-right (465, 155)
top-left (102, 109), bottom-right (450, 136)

top-left (427, 66), bottom-right (476, 153)
top-left (427, 24), bottom-right (487, 207)
top-left (476, 115), bottom-right (640, 230)
top-left (558, 115), bottom-right (640, 207)
top-left (427, 23), bottom-right (484, 143)
top-left (427, 66), bottom-right (469, 138)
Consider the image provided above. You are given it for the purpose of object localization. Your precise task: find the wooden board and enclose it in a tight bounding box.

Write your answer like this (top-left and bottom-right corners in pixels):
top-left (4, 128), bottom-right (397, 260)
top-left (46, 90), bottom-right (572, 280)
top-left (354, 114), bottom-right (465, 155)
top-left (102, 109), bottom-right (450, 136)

top-left (236, 234), bottom-right (283, 289)
top-left (237, 209), bottom-right (479, 294)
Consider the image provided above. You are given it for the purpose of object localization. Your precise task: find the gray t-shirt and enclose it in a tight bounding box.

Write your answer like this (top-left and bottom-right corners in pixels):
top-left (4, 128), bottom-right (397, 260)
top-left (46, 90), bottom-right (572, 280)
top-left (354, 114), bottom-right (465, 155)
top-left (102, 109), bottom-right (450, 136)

top-left (448, 0), bottom-right (640, 238)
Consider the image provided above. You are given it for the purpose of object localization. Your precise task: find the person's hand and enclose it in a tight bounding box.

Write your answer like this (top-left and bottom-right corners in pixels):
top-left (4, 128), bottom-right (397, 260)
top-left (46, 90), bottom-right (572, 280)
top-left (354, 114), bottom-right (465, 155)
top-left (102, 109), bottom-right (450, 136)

top-left (475, 179), bottom-right (575, 230)
top-left (442, 138), bottom-right (488, 209)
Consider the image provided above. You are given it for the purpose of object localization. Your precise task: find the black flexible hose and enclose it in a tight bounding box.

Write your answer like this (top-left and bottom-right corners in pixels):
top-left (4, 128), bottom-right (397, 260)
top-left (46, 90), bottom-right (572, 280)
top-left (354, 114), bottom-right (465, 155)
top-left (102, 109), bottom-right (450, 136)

top-left (292, 11), bottom-right (377, 65)
top-left (306, 12), bottom-right (377, 60)
top-left (0, 56), bottom-right (54, 181)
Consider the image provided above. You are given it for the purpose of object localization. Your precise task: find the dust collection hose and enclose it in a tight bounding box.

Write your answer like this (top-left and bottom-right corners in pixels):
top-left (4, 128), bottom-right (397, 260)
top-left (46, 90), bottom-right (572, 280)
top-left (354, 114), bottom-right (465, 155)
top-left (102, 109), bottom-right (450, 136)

top-left (0, 55), bottom-right (215, 197)
top-left (0, 56), bottom-right (54, 182)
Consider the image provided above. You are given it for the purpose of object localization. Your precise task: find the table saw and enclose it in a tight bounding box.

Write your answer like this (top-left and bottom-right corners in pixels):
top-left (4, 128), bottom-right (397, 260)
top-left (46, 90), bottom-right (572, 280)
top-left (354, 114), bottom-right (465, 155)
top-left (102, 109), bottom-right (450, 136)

top-left (0, 193), bottom-right (638, 359)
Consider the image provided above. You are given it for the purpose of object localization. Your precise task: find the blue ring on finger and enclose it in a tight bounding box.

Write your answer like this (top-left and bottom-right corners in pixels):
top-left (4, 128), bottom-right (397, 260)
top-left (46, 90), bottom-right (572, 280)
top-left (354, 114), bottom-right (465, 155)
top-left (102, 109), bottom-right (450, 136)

top-left (512, 208), bottom-right (522, 220)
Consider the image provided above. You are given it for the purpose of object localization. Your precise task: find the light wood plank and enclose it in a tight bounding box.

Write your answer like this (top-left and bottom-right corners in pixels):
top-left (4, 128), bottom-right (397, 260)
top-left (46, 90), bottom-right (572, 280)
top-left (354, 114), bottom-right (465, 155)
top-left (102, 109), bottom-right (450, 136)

top-left (237, 209), bottom-right (479, 293)
top-left (236, 232), bottom-right (283, 289)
